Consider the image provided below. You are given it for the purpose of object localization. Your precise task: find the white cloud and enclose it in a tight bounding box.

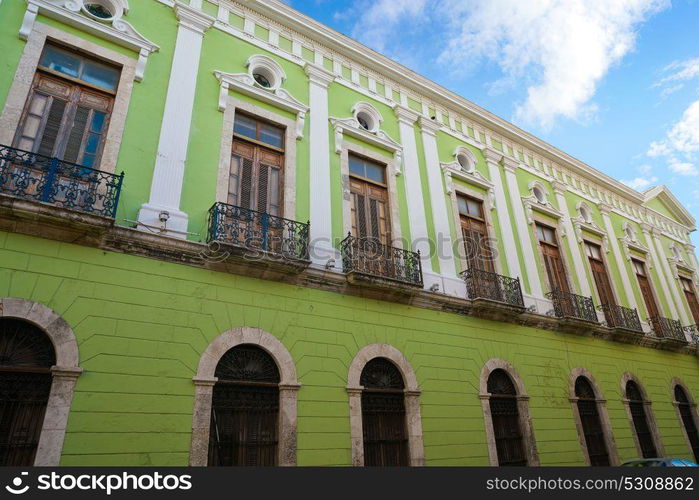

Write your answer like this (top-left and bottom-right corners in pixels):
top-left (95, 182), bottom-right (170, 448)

top-left (669, 162), bottom-right (698, 176)
top-left (647, 98), bottom-right (699, 176)
top-left (655, 57), bottom-right (699, 87)
top-left (340, 0), bottom-right (668, 129)
top-left (622, 176), bottom-right (658, 190)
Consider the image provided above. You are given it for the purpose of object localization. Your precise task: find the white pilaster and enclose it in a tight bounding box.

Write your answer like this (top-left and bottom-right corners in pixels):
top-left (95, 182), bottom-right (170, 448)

top-left (599, 203), bottom-right (638, 311)
top-left (304, 63), bottom-right (337, 268)
top-left (552, 181), bottom-right (591, 297)
top-left (138, 3), bottom-right (214, 238)
top-left (640, 224), bottom-right (679, 320)
top-left (419, 117), bottom-right (456, 277)
top-left (500, 154), bottom-right (544, 299)
top-left (485, 152), bottom-right (522, 284)
top-left (395, 106), bottom-right (431, 272)
top-left (650, 227), bottom-right (690, 324)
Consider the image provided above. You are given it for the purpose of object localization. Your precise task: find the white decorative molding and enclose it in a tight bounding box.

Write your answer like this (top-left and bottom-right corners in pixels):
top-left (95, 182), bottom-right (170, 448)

top-left (214, 68), bottom-right (308, 140)
top-left (440, 162), bottom-right (495, 210)
top-left (246, 53), bottom-right (286, 91)
top-left (329, 116), bottom-right (403, 174)
top-left (21, 0), bottom-right (159, 82)
top-left (522, 194), bottom-right (564, 230)
top-left (351, 101), bottom-right (382, 133)
top-left (572, 215), bottom-right (608, 254)
top-left (619, 235), bottom-right (653, 268)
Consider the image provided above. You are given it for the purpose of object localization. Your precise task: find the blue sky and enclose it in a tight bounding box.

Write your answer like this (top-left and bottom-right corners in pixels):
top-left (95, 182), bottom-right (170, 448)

top-left (288, 0), bottom-right (699, 247)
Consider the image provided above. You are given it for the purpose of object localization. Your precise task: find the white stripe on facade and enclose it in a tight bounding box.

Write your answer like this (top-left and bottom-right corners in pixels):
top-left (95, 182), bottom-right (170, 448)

top-left (641, 224), bottom-right (679, 320)
top-left (599, 204), bottom-right (638, 311)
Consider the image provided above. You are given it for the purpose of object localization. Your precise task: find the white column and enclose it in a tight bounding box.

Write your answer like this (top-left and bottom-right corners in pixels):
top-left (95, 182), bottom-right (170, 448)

top-left (395, 106), bottom-right (431, 272)
top-left (500, 154), bottom-right (544, 299)
top-left (418, 117), bottom-right (456, 277)
top-left (304, 63), bottom-right (336, 268)
top-left (138, 3), bottom-right (214, 238)
top-left (484, 152), bottom-right (522, 283)
top-left (552, 181), bottom-right (592, 297)
top-left (640, 223), bottom-right (679, 320)
top-left (599, 203), bottom-right (638, 311)
top-left (650, 228), bottom-right (690, 324)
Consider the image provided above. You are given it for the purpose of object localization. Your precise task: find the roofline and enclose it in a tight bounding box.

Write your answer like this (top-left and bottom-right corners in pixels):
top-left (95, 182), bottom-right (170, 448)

top-left (643, 185), bottom-right (696, 227)
top-left (247, 0), bottom-right (647, 204)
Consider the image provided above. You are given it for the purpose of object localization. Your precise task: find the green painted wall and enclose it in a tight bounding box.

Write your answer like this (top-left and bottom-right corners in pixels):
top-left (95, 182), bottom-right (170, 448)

top-left (1, 230), bottom-right (699, 466)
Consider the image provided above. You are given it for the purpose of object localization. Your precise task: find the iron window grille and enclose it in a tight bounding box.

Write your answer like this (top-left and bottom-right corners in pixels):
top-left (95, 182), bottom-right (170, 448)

top-left (340, 234), bottom-right (423, 286)
top-left (597, 304), bottom-right (643, 332)
top-left (461, 268), bottom-right (524, 308)
top-left (546, 289), bottom-right (598, 323)
top-left (0, 144), bottom-right (123, 218)
top-left (207, 202), bottom-right (309, 262)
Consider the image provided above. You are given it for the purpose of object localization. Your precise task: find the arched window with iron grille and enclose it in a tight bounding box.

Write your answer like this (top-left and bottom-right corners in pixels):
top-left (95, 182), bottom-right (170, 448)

top-left (207, 344), bottom-right (280, 466)
top-left (488, 369), bottom-right (527, 466)
top-left (674, 385), bottom-right (699, 462)
top-left (574, 377), bottom-right (610, 465)
top-left (0, 318), bottom-right (56, 466)
top-left (626, 380), bottom-right (658, 458)
top-left (360, 357), bottom-right (409, 466)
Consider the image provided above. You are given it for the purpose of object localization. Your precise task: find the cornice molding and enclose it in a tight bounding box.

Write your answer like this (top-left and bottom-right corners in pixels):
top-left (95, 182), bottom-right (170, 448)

top-left (482, 146), bottom-right (503, 165)
top-left (174, 0), bottom-right (215, 34)
top-left (329, 116), bottom-right (402, 174)
top-left (501, 155), bottom-right (520, 173)
top-left (21, 0), bottom-right (160, 82)
top-left (418, 116), bottom-right (441, 136)
top-left (214, 69), bottom-right (309, 139)
top-left (551, 180), bottom-right (567, 195)
top-left (394, 105), bottom-right (420, 125)
top-left (304, 62), bottom-right (335, 87)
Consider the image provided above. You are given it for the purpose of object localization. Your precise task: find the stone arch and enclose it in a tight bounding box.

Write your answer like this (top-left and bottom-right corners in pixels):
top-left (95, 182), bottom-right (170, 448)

top-left (189, 327), bottom-right (300, 466)
top-left (479, 358), bottom-right (539, 466)
top-left (0, 297), bottom-right (82, 465)
top-left (620, 372), bottom-right (664, 458)
top-left (568, 367), bottom-right (619, 465)
top-left (346, 343), bottom-right (424, 466)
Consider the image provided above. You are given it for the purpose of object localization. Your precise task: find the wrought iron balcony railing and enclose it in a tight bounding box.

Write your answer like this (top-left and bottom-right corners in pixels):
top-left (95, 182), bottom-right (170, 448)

top-left (598, 304), bottom-right (643, 332)
top-left (0, 144), bottom-right (123, 218)
top-left (684, 325), bottom-right (699, 345)
top-left (461, 268), bottom-right (524, 308)
top-left (207, 202), bottom-right (309, 261)
top-left (546, 289), bottom-right (598, 323)
top-left (340, 234), bottom-right (423, 286)
top-left (649, 316), bottom-right (686, 342)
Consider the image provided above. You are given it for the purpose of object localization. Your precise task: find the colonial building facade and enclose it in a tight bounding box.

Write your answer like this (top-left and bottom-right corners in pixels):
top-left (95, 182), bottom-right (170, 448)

top-left (0, 0), bottom-right (698, 467)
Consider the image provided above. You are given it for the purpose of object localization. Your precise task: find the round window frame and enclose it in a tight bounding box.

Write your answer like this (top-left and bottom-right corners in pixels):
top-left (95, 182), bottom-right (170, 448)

top-left (532, 185), bottom-right (547, 204)
top-left (81, 0), bottom-right (122, 22)
top-left (352, 102), bottom-right (382, 134)
top-left (453, 147), bottom-right (476, 174)
top-left (246, 55), bottom-right (286, 92)
top-left (579, 203), bottom-right (592, 224)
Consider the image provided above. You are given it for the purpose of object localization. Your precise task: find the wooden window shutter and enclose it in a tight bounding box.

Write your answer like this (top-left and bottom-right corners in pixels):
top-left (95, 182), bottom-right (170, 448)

top-left (36, 98), bottom-right (67, 157)
top-left (239, 157), bottom-right (254, 210)
top-left (63, 106), bottom-right (90, 164)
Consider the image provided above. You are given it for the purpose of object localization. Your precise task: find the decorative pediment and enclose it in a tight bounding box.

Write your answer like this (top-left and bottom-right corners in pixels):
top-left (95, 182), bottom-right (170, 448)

top-left (522, 195), bottom-right (564, 231)
top-left (571, 216), bottom-right (608, 254)
top-left (214, 70), bottom-right (309, 140)
top-left (619, 235), bottom-right (653, 268)
top-left (329, 116), bottom-right (403, 174)
top-left (20, 0), bottom-right (159, 82)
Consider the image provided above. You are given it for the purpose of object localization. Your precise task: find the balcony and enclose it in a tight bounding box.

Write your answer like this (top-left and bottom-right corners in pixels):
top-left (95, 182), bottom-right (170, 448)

top-left (0, 144), bottom-right (123, 218)
top-left (207, 202), bottom-right (310, 268)
top-left (546, 289), bottom-right (598, 325)
top-left (340, 234), bottom-right (423, 289)
top-left (649, 316), bottom-right (687, 343)
top-left (461, 268), bottom-right (525, 318)
top-left (598, 304), bottom-right (643, 334)
top-left (684, 325), bottom-right (699, 346)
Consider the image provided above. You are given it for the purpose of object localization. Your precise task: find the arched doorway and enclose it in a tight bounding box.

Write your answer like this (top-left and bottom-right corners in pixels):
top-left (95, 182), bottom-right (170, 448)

top-left (487, 368), bottom-right (527, 466)
top-left (674, 384), bottom-right (699, 462)
top-left (0, 318), bottom-right (56, 465)
top-left (574, 376), bottom-right (610, 466)
top-left (208, 345), bottom-right (281, 466)
top-left (360, 357), bottom-right (409, 466)
top-left (626, 380), bottom-right (658, 458)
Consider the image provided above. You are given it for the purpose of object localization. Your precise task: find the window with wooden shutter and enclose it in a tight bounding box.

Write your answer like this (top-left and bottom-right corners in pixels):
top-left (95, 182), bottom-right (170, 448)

top-left (633, 259), bottom-right (660, 323)
top-left (585, 242), bottom-right (616, 314)
top-left (536, 223), bottom-right (569, 293)
top-left (360, 358), bottom-right (409, 466)
top-left (229, 114), bottom-right (284, 216)
top-left (574, 377), bottom-right (610, 466)
top-left (458, 195), bottom-right (494, 272)
top-left (626, 381), bottom-right (658, 459)
top-left (674, 385), bottom-right (699, 462)
top-left (488, 369), bottom-right (527, 466)
top-left (13, 45), bottom-right (118, 170)
top-left (208, 345), bottom-right (280, 466)
top-left (348, 154), bottom-right (391, 246)
top-left (0, 318), bottom-right (56, 466)
top-left (679, 277), bottom-right (699, 324)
